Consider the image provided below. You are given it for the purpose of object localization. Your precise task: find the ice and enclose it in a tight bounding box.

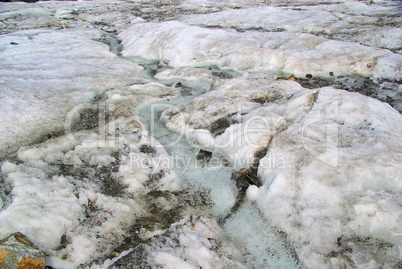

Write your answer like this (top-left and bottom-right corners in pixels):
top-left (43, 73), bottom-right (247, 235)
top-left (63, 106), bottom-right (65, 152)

top-left (161, 77), bottom-right (402, 267)
top-left (46, 255), bottom-right (75, 269)
top-left (0, 161), bottom-right (17, 174)
top-left (0, 172), bottom-right (82, 250)
top-left (180, 2), bottom-right (402, 52)
top-left (0, 111), bottom-right (188, 266)
top-left (0, 28), bottom-right (146, 159)
top-left (154, 67), bottom-right (215, 92)
top-left (224, 202), bottom-right (302, 268)
top-left (120, 20), bottom-right (400, 78)
top-left (0, 0), bottom-right (401, 268)
top-left (253, 88), bottom-right (402, 268)
top-left (105, 216), bottom-right (246, 269)
top-left (0, 76), bottom-right (190, 266)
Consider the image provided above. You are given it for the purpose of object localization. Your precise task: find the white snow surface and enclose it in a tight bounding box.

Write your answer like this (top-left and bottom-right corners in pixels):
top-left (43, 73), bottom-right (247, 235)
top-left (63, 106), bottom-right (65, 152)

top-left (120, 20), bottom-right (400, 79)
top-left (0, 0), bottom-right (401, 268)
top-left (162, 75), bottom-right (402, 268)
top-left (180, 3), bottom-right (402, 52)
top-left (0, 28), bottom-right (146, 159)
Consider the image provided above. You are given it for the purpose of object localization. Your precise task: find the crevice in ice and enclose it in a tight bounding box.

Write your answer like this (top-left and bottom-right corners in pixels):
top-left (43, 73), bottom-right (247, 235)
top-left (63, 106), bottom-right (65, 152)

top-left (93, 33), bottom-right (123, 56)
top-left (132, 82), bottom-right (306, 268)
top-left (203, 24), bottom-right (287, 33)
top-left (219, 143), bottom-right (269, 225)
top-left (89, 21), bottom-right (124, 57)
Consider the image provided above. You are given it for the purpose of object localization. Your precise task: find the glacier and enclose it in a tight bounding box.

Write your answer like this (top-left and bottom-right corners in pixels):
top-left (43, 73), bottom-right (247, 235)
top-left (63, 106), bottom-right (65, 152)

top-left (0, 0), bottom-right (401, 268)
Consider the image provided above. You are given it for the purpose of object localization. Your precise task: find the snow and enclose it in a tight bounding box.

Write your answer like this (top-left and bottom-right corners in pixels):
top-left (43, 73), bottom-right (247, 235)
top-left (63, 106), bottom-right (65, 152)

top-left (0, 28), bottom-right (145, 159)
top-left (0, 0), bottom-right (401, 268)
top-left (0, 106), bottom-right (187, 266)
top-left (120, 20), bottom-right (399, 79)
top-left (104, 216), bottom-right (246, 269)
top-left (46, 255), bottom-right (75, 269)
top-left (161, 78), bottom-right (402, 267)
top-left (246, 185), bottom-right (259, 202)
top-left (154, 67), bottom-right (215, 92)
top-left (180, 2), bottom-right (402, 52)
top-left (254, 88), bottom-right (402, 268)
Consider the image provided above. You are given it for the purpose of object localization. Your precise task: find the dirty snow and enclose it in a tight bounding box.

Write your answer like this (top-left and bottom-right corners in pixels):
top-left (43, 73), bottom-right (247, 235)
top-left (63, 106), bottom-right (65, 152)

top-left (0, 0), bottom-right (401, 268)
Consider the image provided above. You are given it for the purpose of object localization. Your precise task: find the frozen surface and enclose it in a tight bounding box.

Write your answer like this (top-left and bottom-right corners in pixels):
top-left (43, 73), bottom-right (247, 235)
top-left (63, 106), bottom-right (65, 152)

top-left (0, 0), bottom-right (401, 268)
top-left (180, 3), bottom-right (402, 52)
top-left (0, 28), bottom-right (146, 159)
top-left (120, 20), bottom-right (400, 79)
top-left (103, 216), bottom-right (247, 269)
top-left (162, 76), bottom-right (402, 268)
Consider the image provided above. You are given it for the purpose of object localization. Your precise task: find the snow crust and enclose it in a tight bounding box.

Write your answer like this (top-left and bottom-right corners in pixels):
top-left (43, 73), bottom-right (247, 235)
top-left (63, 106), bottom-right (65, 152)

top-left (0, 83), bottom-right (185, 266)
top-left (0, 28), bottom-right (145, 159)
top-left (180, 3), bottom-right (402, 52)
top-left (162, 75), bottom-right (402, 268)
top-left (103, 216), bottom-right (246, 269)
top-left (0, 0), bottom-right (401, 268)
top-left (121, 20), bottom-right (400, 79)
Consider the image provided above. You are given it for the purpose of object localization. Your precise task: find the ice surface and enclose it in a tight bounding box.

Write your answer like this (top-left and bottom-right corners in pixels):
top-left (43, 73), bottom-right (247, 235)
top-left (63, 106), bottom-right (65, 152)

top-left (224, 202), bottom-right (303, 268)
top-left (120, 20), bottom-right (400, 79)
top-left (161, 78), bottom-right (402, 267)
top-left (0, 0), bottom-right (401, 268)
top-left (0, 103), bottom-right (187, 266)
top-left (0, 28), bottom-right (146, 159)
top-left (104, 216), bottom-right (247, 269)
top-left (180, 2), bottom-right (402, 52)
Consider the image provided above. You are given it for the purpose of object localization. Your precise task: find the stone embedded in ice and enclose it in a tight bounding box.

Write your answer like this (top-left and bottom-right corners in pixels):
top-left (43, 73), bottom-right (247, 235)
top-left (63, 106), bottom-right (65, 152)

top-left (196, 149), bottom-right (213, 163)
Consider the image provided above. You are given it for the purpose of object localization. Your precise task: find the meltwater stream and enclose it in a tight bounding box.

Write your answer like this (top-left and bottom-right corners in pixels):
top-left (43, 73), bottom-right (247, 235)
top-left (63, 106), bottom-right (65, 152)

top-left (137, 88), bottom-right (303, 268)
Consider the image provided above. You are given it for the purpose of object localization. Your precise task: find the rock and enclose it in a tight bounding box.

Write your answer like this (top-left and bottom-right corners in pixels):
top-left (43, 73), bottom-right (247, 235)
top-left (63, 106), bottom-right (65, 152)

top-left (210, 117), bottom-right (232, 137)
top-left (0, 233), bottom-right (45, 269)
top-left (196, 149), bottom-right (213, 163)
top-left (59, 234), bottom-right (67, 245)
